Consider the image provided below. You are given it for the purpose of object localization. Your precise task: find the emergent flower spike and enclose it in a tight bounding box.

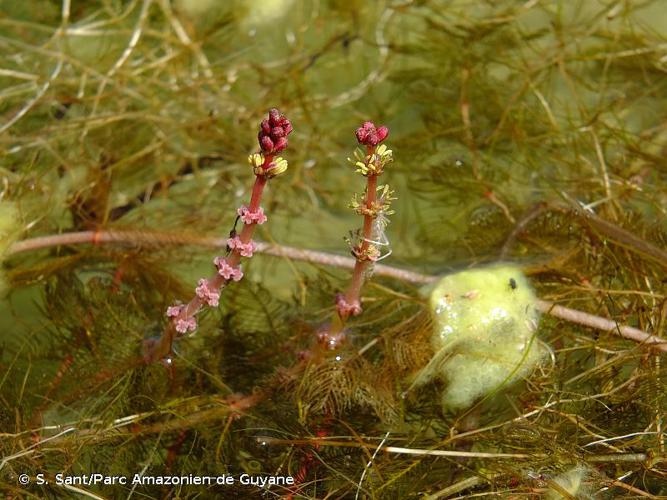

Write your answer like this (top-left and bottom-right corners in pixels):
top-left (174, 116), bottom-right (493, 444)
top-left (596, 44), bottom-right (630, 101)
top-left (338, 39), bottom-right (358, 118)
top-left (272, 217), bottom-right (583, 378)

top-left (355, 121), bottom-right (388, 147)
top-left (144, 108), bottom-right (293, 364)
top-left (258, 108), bottom-right (293, 154)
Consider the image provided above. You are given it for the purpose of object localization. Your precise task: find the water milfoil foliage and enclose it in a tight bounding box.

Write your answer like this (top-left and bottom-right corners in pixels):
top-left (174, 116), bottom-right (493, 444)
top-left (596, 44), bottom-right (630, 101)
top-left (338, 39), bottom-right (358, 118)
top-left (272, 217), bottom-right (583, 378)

top-left (1, 1), bottom-right (666, 498)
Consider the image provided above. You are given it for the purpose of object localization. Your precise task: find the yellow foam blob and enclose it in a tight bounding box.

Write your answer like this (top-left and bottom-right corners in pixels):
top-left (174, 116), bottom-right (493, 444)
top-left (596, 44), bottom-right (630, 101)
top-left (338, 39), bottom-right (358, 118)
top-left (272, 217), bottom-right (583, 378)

top-left (416, 265), bottom-right (544, 411)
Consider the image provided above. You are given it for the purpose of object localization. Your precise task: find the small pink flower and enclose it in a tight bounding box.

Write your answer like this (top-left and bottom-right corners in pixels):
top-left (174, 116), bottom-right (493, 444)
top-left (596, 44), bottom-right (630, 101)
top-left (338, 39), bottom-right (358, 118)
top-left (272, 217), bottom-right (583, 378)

top-left (335, 293), bottom-right (362, 317)
top-left (237, 205), bottom-right (268, 225)
top-left (175, 316), bottom-right (197, 334)
top-left (195, 278), bottom-right (220, 307)
top-left (166, 303), bottom-right (197, 333)
top-left (166, 304), bottom-right (184, 318)
top-left (227, 235), bottom-right (257, 257)
top-left (214, 256), bottom-right (244, 281)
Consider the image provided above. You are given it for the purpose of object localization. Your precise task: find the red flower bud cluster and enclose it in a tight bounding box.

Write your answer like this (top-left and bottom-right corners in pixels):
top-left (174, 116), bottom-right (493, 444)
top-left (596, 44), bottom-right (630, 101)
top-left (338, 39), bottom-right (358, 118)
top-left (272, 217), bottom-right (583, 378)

top-left (258, 108), bottom-right (293, 153)
top-left (355, 121), bottom-right (388, 147)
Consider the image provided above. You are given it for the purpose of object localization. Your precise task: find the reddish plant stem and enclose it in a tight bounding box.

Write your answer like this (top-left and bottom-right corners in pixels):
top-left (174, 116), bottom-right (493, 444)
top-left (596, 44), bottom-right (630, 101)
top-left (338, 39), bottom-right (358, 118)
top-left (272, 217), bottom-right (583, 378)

top-left (342, 171), bottom-right (378, 321)
top-left (326, 145), bottom-right (381, 339)
top-left (144, 160), bottom-right (271, 363)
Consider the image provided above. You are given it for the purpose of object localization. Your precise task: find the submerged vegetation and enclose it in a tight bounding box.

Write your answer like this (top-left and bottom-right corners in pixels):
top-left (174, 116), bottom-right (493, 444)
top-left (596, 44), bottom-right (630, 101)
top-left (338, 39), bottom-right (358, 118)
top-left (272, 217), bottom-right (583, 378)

top-left (1, 0), bottom-right (666, 497)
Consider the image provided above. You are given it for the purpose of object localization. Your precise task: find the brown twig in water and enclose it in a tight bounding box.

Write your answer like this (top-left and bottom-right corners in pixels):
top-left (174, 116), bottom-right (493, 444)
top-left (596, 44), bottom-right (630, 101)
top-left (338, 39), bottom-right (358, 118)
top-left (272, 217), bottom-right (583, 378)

top-left (7, 230), bottom-right (666, 352)
top-left (500, 202), bottom-right (549, 258)
top-left (535, 300), bottom-right (665, 350)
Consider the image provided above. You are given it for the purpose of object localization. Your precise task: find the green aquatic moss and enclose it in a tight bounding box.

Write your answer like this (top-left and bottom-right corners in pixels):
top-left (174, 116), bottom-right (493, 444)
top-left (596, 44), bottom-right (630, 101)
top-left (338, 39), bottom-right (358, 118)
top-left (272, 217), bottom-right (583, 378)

top-left (421, 265), bottom-right (544, 410)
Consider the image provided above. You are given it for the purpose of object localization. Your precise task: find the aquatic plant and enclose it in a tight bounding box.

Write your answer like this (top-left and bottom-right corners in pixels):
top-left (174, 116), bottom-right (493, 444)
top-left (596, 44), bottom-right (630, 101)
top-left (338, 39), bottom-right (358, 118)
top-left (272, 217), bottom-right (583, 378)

top-left (1, 1), bottom-right (666, 498)
top-left (316, 120), bottom-right (394, 351)
top-left (142, 108), bottom-right (292, 364)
